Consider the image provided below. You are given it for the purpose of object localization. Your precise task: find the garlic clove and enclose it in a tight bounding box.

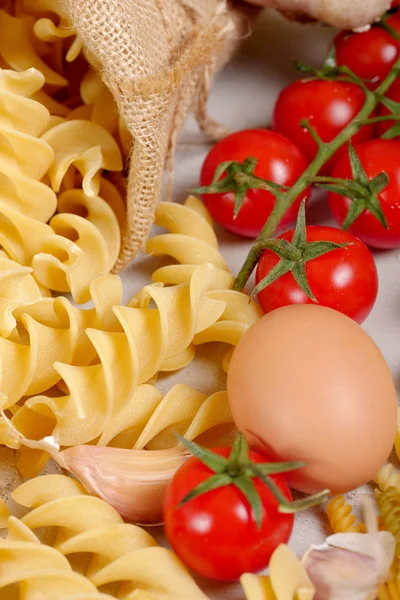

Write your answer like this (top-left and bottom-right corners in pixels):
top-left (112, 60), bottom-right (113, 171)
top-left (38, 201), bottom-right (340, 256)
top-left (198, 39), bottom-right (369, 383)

top-left (302, 499), bottom-right (395, 600)
top-left (60, 445), bottom-right (189, 525)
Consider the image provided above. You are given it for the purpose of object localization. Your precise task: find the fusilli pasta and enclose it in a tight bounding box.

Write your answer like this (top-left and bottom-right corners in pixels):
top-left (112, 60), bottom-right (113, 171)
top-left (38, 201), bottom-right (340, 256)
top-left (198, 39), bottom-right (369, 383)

top-left (0, 10), bottom-right (67, 86)
top-left (21, 0), bottom-right (83, 63)
top-left (378, 578), bottom-right (400, 600)
top-left (21, 265), bottom-right (233, 447)
top-left (0, 257), bottom-right (43, 338)
top-left (0, 474), bottom-right (207, 599)
top-left (0, 273), bottom-right (122, 415)
top-left (377, 487), bottom-right (400, 571)
top-left (147, 196), bottom-right (234, 289)
top-left (0, 67), bottom-right (57, 263)
top-left (240, 544), bottom-right (315, 600)
top-left (0, 65), bottom-right (124, 302)
top-left (374, 464), bottom-right (400, 493)
top-left (326, 495), bottom-right (365, 533)
top-left (147, 197), bottom-right (262, 371)
top-left (395, 408), bottom-right (400, 464)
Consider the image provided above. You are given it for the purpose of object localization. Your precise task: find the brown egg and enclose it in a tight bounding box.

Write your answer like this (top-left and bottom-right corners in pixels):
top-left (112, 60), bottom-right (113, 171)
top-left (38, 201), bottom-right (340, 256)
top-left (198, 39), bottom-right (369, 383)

top-left (227, 304), bottom-right (397, 494)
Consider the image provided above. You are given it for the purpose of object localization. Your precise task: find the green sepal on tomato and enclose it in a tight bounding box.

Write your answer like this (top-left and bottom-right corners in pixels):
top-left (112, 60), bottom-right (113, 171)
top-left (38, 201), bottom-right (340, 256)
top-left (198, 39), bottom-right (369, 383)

top-left (163, 433), bottom-right (328, 582)
top-left (255, 201), bottom-right (378, 324)
top-left (192, 129), bottom-right (310, 238)
top-left (272, 79), bottom-right (375, 173)
top-left (329, 139), bottom-right (400, 249)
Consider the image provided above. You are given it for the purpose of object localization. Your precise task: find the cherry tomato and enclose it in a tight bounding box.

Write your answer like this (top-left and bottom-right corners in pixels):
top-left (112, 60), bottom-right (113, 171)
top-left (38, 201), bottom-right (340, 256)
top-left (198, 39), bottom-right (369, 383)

top-left (272, 80), bottom-right (375, 173)
top-left (199, 129), bottom-right (309, 238)
top-left (163, 446), bottom-right (294, 581)
top-left (377, 77), bottom-right (400, 136)
top-left (256, 226), bottom-right (378, 324)
top-left (329, 139), bottom-right (400, 249)
top-left (334, 21), bottom-right (400, 87)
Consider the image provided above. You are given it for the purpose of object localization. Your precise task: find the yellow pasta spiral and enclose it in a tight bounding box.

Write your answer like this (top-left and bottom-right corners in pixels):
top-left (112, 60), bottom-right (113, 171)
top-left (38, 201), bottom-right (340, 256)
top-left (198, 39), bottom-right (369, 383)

top-left (32, 176), bottom-right (125, 303)
top-left (147, 196), bottom-right (262, 370)
top-left (147, 196), bottom-right (234, 289)
top-left (0, 274), bottom-right (122, 416)
top-left (240, 544), bottom-right (315, 600)
top-left (241, 573), bottom-right (277, 599)
top-left (0, 67), bottom-right (58, 259)
top-left (0, 10), bottom-right (67, 87)
top-left (22, 0), bottom-right (83, 63)
top-left (378, 578), bottom-right (400, 600)
top-left (0, 474), bottom-right (207, 599)
top-left (0, 68), bottom-right (124, 302)
top-left (374, 464), bottom-right (400, 493)
top-left (0, 257), bottom-right (44, 338)
top-left (23, 265), bottom-right (231, 447)
top-left (395, 408), bottom-right (400, 464)
top-left (99, 384), bottom-right (234, 451)
top-left (326, 495), bottom-right (365, 533)
top-left (377, 487), bottom-right (400, 571)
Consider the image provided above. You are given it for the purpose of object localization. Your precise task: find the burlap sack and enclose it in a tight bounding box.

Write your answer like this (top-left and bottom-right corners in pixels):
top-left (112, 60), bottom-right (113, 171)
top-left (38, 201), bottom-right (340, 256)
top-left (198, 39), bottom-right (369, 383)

top-left (63, 0), bottom-right (248, 272)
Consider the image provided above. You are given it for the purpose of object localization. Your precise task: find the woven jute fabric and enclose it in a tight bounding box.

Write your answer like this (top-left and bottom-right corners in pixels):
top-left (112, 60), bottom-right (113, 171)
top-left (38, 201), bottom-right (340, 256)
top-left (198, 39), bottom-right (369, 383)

top-left (63, 0), bottom-right (246, 272)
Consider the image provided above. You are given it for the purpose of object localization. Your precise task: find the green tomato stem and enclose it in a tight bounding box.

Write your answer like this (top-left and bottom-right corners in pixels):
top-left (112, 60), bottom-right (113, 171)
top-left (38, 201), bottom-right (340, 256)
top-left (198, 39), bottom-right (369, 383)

top-left (232, 56), bottom-right (400, 292)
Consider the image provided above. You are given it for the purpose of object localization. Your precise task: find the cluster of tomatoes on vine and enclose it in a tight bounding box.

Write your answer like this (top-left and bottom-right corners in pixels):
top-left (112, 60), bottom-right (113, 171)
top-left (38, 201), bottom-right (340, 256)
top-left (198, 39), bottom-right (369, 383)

top-left (191, 1), bottom-right (400, 325)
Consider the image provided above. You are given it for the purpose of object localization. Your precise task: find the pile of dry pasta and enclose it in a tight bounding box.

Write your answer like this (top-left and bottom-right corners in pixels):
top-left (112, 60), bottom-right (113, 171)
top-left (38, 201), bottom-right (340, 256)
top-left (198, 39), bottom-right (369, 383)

top-left (0, 1), bottom-right (400, 599)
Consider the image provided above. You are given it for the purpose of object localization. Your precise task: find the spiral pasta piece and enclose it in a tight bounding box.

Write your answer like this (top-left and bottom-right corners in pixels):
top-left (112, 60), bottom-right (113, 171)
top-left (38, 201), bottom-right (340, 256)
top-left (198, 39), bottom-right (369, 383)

top-left (41, 119), bottom-right (123, 197)
top-left (0, 67), bottom-right (57, 225)
top-left (241, 545), bottom-right (315, 600)
top-left (377, 487), bottom-right (400, 571)
top-left (22, 0), bottom-right (83, 63)
top-left (24, 265), bottom-right (228, 447)
top-left (99, 385), bottom-right (234, 450)
top-left (326, 495), bottom-right (365, 533)
top-left (374, 464), bottom-right (400, 493)
top-left (147, 196), bottom-right (262, 369)
top-left (0, 474), bottom-right (207, 600)
top-left (32, 177), bottom-right (124, 303)
top-left (395, 408), bottom-right (400, 464)
top-left (147, 196), bottom-right (234, 288)
top-left (0, 273), bottom-right (122, 415)
top-left (0, 10), bottom-right (67, 87)
top-left (378, 578), bottom-right (400, 600)
top-left (0, 257), bottom-right (43, 338)
top-left (0, 72), bottom-right (124, 302)
top-left (241, 574), bottom-right (276, 599)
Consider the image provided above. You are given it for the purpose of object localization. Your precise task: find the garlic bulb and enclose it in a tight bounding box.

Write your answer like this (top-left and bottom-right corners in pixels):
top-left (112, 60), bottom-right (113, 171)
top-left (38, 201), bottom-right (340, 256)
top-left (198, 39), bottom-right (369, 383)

top-left (245, 0), bottom-right (391, 30)
top-left (60, 445), bottom-right (188, 525)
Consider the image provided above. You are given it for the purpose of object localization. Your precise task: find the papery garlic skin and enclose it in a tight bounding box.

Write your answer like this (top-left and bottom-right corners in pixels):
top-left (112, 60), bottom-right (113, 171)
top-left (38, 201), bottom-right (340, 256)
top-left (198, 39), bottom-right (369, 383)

top-left (302, 529), bottom-right (395, 600)
top-left (60, 445), bottom-right (188, 525)
top-left (245, 0), bottom-right (391, 30)
top-left (304, 546), bottom-right (379, 600)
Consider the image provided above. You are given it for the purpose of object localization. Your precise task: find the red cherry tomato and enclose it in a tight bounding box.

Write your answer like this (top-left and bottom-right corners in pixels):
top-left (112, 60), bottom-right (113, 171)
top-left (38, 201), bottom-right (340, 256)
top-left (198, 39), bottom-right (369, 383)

top-left (256, 226), bottom-right (378, 324)
top-left (272, 80), bottom-right (375, 173)
top-left (335, 21), bottom-right (400, 87)
top-left (199, 129), bottom-right (309, 238)
top-left (163, 447), bottom-right (294, 581)
top-left (329, 139), bottom-right (400, 249)
top-left (377, 77), bottom-right (400, 136)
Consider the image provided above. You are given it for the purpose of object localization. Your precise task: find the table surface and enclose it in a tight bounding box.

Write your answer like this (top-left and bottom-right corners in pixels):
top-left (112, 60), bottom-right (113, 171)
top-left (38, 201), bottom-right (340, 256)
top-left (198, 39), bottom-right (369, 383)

top-left (2, 9), bottom-right (399, 599)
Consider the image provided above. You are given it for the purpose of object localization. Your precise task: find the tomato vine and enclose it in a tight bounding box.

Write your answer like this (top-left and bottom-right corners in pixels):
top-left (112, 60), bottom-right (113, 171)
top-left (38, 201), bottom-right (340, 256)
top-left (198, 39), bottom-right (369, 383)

top-left (232, 53), bottom-right (400, 292)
